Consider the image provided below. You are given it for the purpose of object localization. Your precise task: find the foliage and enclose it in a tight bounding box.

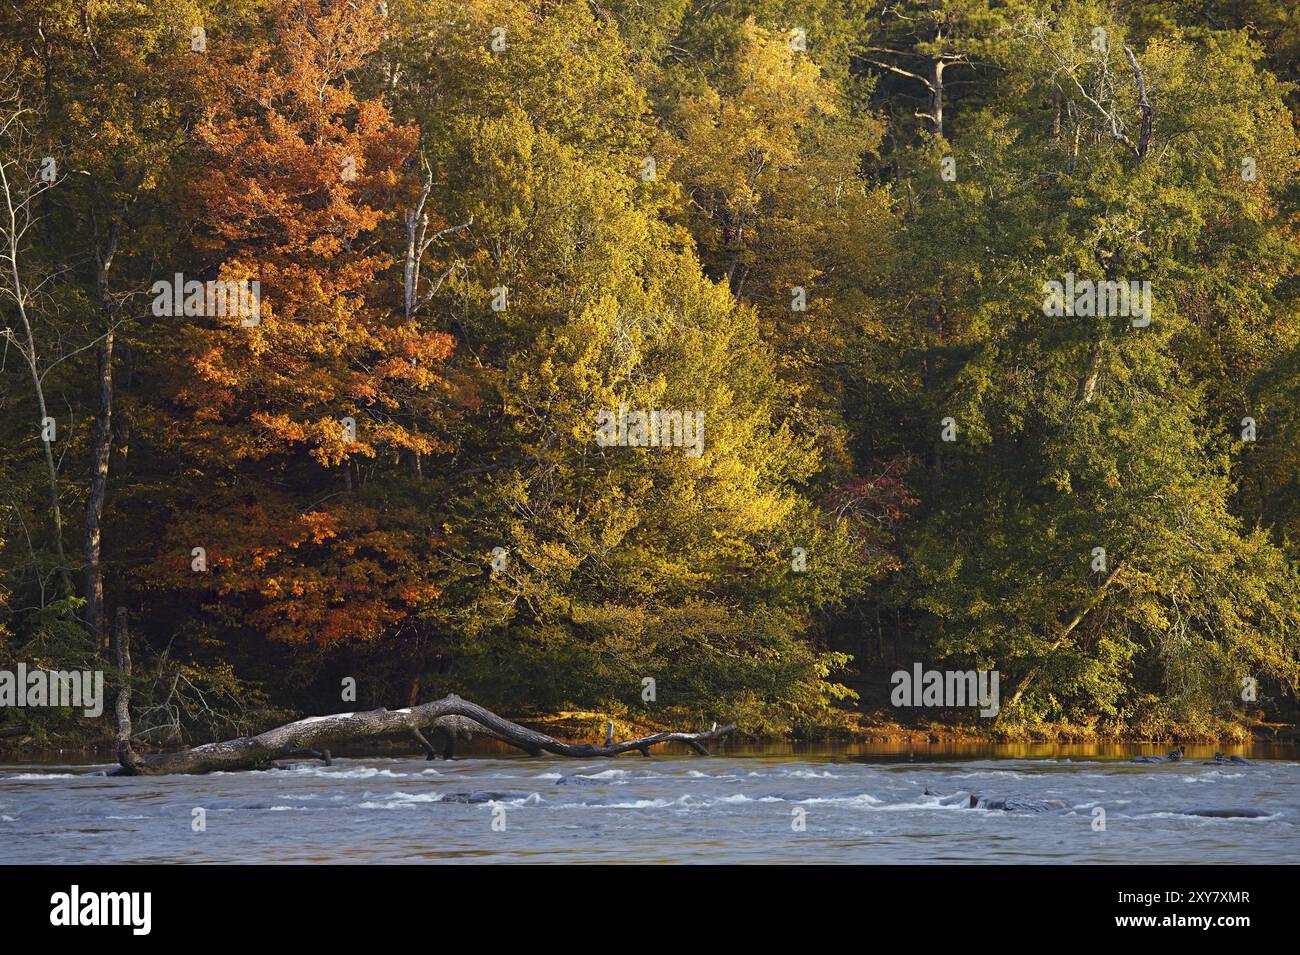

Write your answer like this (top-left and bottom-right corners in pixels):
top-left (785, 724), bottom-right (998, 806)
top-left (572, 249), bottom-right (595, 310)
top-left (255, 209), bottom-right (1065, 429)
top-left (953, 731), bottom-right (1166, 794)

top-left (1, 0), bottom-right (1297, 742)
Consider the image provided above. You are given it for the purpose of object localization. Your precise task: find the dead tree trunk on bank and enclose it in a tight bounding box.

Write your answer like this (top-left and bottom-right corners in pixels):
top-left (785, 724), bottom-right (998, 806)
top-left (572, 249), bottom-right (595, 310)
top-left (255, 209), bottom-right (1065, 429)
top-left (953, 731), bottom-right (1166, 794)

top-left (110, 614), bottom-right (733, 776)
top-left (113, 607), bottom-right (145, 774)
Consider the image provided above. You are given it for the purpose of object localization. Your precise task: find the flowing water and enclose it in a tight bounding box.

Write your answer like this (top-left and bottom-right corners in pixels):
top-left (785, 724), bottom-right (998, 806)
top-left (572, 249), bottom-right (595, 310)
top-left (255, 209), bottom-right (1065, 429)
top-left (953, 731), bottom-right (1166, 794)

top-left (3, 743), bottom-right (1298, 863)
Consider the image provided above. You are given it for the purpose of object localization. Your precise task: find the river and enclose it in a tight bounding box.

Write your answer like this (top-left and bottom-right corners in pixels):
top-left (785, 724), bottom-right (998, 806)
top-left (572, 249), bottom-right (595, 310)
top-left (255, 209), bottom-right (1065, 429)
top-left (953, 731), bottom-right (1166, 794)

top-left (3, 743), bottom-right (1297, 863)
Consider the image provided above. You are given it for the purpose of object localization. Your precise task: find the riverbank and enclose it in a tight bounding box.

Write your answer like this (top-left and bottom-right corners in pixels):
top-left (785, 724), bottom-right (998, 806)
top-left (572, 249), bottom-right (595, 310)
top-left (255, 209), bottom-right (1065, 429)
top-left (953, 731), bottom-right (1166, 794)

top-left (3, 706), bottom-right (1296, 762)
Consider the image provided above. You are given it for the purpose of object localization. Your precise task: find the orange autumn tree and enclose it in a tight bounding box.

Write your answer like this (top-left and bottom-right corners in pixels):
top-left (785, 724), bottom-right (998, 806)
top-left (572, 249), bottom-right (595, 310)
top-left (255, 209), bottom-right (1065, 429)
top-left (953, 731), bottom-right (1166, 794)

top-left (149, 0), bottom-right (452, 646)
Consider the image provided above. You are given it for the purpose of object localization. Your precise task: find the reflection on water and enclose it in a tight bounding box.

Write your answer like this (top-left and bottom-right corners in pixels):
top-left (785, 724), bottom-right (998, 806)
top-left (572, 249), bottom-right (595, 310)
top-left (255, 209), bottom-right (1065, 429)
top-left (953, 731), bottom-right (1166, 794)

top-left (461, 739), bottom-right (1298, 761)
top-left (2, 743), bottom-right (1297, 864)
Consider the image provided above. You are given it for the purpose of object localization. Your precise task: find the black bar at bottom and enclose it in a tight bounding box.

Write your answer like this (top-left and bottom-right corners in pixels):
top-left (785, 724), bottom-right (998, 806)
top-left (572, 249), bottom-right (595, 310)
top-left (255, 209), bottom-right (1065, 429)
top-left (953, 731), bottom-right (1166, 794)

top-left (6, 863), bottom-right (1277, 940)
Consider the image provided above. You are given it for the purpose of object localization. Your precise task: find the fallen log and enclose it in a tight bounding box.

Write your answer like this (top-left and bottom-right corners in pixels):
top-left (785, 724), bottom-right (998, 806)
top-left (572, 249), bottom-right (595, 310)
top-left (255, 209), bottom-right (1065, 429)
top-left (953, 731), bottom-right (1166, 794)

top-left (110, 610), bottom-right (735, 776)
top-left (111, 697), bottom-right (736, 775)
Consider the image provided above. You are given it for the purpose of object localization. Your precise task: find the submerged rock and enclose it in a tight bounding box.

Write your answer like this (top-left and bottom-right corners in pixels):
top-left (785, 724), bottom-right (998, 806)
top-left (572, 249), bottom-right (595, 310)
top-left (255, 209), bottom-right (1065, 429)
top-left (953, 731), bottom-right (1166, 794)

top-left (923, 788), bottom-right (1069, 812)
top-left (439, 791), bottom-right (523, 804)
top-left (1199, 753), bottom-right (1252, 766)
top-left (923, 787), bottom-right (978, 807)
top-left (972, 795), bottom-right (1071, 813)
top-left (1132, 747), bottom-right (1185, 764)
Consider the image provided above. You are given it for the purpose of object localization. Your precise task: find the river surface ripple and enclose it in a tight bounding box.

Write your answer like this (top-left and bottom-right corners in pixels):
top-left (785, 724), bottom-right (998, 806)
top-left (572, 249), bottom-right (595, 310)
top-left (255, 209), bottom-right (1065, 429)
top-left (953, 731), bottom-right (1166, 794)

top-left (3, 747), bottom-right (1297, 863)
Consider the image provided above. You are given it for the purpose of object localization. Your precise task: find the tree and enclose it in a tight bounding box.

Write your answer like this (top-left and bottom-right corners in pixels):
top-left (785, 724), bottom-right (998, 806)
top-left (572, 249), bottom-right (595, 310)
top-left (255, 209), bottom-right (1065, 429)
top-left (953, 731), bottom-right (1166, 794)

top-left (142, 0), bottom-right (450, 655)
top-left (375, 3), bottom-right (883, 729)
top-left (881, 3), bottom-right (1300, 727)
top-left (0, 85), bottom-right (72, 597)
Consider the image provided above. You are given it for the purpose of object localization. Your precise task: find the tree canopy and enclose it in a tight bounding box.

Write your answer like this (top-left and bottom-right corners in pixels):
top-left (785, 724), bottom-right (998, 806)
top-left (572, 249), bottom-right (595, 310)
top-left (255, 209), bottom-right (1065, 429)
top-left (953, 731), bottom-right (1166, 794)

top-left (1, 0), bottom-right (1297, 742)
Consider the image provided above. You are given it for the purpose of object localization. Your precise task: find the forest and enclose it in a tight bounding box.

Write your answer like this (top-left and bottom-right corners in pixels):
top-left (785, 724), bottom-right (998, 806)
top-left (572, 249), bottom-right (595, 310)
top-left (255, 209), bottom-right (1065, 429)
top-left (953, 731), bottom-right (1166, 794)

top-left (0, 0), bottom-right (1297, 750)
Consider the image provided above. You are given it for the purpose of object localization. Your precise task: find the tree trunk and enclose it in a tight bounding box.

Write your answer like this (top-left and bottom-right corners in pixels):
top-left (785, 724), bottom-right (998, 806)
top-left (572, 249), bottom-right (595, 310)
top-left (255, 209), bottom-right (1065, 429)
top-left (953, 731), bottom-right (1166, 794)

top-left (83, 331), bottom-right (113, 652)
top-left (29, 333), bottom-right (70, 594)
top-left (114, 607), bottom-right (145, 774)
top-left (929, 58), bottom-right (945, 139)
top-left (1124, 46), bottom-right (1152, 160)
top-left (111, 697), bottom-right (736, 775)
top-left (110, 620), bottom-right (734, 775)
top-left (1077, 336), bottom-right (1103, 404)
top-left (0, 135), bottom-right (72, 595)
top-left (14, 279), bottom-right (71, 595)
top-left (84, 225), bottom-right (119, 654)
top-left (1007, 562), bottom-right (1126, 709)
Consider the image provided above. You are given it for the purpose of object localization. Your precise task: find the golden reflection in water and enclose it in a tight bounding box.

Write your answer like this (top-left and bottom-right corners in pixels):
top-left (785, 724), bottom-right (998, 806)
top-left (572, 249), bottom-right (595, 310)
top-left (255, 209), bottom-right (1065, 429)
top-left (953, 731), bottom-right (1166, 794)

top-left (434, 738), bottom-right (1298, 761)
